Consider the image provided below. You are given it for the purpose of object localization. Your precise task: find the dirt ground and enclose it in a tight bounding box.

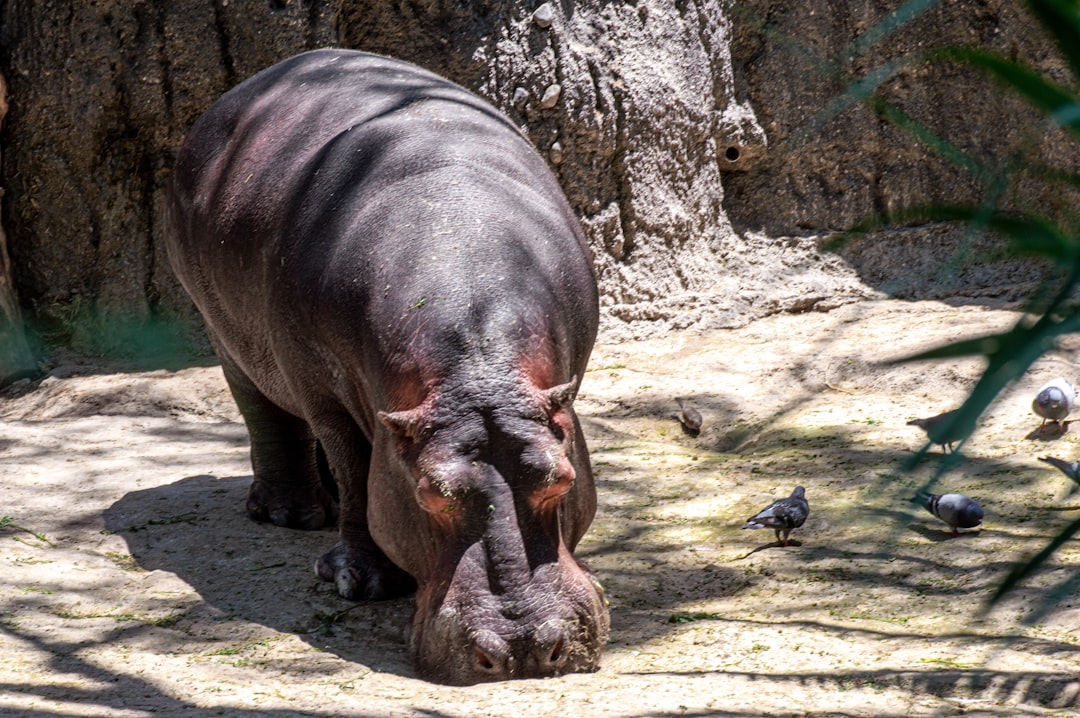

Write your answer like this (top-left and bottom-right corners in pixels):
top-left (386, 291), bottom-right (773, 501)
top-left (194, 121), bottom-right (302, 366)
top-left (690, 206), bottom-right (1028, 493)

top-left (2, 297), bottom-right (1079, 717)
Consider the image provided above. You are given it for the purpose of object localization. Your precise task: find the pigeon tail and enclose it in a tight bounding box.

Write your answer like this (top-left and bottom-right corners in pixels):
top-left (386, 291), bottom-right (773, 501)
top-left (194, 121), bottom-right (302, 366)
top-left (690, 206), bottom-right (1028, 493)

top-left (1040, 456), bottom-right (1080, 484)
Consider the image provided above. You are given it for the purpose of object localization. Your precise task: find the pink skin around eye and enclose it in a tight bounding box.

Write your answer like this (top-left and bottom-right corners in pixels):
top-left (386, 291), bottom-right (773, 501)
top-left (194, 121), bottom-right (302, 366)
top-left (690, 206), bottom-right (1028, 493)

top-left (416, 477), bottom-right (455, 515)
top-left (531, 454), bottom-right (576, 509)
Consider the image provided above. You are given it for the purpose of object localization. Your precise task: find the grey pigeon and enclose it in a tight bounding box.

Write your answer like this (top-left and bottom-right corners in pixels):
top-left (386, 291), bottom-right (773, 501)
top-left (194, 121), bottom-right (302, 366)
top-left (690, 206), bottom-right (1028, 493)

top-left (676, 398), bottom-right (703, 435)
top-left (1038, 455), bottom-right (1080, 486)
top-left (742, 486), bottom-right (809, 546)
top-left (907, 409), bottom-right (964, 453)
top-left (924, 493), bottom-right (983, 536)
top-left (1032, 377), bottom-right (1074, 433)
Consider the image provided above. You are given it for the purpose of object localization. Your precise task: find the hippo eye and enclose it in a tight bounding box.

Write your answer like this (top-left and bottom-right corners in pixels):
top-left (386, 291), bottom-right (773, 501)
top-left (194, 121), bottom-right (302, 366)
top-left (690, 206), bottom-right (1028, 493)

top-left (533, 456), bottom-right (576, 507)
top-left (548, 417), bottom-right (566, 442)
top-left (416, 477), bottom-right (457, 515)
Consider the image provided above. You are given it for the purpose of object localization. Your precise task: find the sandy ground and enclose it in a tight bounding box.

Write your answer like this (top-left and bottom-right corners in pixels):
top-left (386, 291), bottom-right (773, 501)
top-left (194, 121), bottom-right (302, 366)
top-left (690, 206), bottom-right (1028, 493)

top-left (1, 298), bottom-right (1079, 717)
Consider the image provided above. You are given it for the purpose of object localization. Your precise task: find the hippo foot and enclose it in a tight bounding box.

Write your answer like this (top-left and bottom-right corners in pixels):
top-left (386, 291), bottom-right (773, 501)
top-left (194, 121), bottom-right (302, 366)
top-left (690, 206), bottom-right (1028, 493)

top-left (316, 542), bottom-right (416, 601)
top-left (246, 479), bottom-right (339, 530)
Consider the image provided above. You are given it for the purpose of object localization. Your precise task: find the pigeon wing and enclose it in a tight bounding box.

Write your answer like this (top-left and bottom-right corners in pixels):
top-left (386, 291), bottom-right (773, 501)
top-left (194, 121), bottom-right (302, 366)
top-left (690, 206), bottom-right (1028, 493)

top-left (743, 497), bottom-right (807, 530)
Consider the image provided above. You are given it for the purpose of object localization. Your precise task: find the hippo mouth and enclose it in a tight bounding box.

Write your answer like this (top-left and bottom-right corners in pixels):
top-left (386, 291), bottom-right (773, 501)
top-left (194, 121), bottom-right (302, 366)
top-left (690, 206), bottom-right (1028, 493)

top-left (407, 563), bottom-right (610, 685)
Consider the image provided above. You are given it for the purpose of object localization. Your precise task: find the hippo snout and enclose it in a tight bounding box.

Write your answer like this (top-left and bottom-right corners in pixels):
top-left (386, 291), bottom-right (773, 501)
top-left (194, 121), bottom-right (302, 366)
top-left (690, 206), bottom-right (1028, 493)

top-left (415, 609), bottom-right (604, 685)
top-left (410, 564), bottom-right (609, 685)
top-left (470, 620), bottom-right (572, 679)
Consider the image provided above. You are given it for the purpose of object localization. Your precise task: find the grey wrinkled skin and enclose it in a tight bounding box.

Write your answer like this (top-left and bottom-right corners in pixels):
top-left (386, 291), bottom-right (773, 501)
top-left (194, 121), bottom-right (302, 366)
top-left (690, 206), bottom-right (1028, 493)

top-left (166, 49), bottom-right (608, 685)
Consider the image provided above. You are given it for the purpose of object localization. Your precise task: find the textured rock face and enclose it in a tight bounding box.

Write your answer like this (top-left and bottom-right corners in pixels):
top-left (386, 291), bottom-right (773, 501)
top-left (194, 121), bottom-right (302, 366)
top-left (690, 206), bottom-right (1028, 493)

top-left (0, 1), bottom-right (337, 338)
top-left (0, 70), bottom-right (36, 381)
top-left (726, 0), bottom-right (1071, 300)
top-left (0, 0), bottom-right (768, 343)
top-left (0, 0), bottom-right (1067, 353)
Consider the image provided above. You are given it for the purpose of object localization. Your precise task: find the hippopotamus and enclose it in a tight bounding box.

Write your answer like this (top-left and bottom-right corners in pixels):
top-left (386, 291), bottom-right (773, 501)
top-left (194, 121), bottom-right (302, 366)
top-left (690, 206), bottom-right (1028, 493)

top-left (165, 49), bottom-right (607, 684)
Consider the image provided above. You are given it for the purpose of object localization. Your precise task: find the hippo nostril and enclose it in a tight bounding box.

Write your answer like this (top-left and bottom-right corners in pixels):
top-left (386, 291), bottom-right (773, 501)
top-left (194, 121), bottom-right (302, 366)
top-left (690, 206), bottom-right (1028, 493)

top-left (549, 635), bottom-right (564, 663)
top-left (474, 645), bottom-right (495, 671)
top-left (471, 633), bottom-right (510, 677)
top-left (531, 625), bottom-right (570, 673)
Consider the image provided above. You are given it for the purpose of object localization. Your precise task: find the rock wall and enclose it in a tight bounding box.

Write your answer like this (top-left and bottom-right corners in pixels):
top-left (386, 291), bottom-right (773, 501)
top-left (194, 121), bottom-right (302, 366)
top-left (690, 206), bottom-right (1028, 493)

top-left (0, 69), bottom-right (36, 381)
top-left (726, 0), bottom-right (1073, 301)
top-left (0, 0), bottom-right (1069, 362)
top-left (0, 0), bottom-right (777, 348)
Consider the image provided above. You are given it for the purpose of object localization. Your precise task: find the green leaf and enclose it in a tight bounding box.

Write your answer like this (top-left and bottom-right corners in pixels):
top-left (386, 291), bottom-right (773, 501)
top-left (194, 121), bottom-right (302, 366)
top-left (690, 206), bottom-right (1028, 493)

top-left (1026, 0), bottom-right (1080, 83)
top-left (890, 332), bottom-right (1013, 362)
top-left (837, 204), bottom-right (1080, 264)
top-left (793, 59), bottom-right (906, 146)
top-left (847, 0), bottom-right (943, 57)
top-left (984, 513), bottom-right (1080, 611)
top-left (983, 213), bottom-right (1080, 262)
top-left (1022, 161), bottom-right (1080, 190)
top-left (936, 46), bottom-right (1080, 134)
top-left (869, 99), bottom-right (995, 182)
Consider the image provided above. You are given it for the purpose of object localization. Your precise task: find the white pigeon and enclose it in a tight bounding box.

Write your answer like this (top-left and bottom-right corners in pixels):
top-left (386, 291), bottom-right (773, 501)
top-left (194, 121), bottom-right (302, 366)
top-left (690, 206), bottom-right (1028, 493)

top-left (924, 493), bottom-right (983, 536)
top-left (1032, 377), bottom-right (1075, 434)
top-left (742, 486), bottom-right (809, 546)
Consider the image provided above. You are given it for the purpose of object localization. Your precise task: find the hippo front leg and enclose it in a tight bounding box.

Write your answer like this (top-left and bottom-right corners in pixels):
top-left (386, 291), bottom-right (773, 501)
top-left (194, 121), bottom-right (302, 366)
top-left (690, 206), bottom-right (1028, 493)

top-left (217, 350), bottom-right (339, 530)
top-left (313, 419), bottom-right (416, 601)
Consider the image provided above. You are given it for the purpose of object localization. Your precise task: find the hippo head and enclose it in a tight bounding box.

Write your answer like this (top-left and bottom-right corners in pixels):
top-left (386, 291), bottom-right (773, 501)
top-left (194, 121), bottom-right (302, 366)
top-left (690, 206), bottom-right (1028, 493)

top-left (376, 376), bottom-right (609, 685)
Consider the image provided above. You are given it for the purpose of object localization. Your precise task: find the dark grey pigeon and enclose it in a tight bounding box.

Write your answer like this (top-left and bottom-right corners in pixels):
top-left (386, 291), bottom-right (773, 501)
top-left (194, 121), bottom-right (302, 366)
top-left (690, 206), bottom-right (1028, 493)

top-left (924, 493), bottom-right (983, 536)
top-left (907, 409), bottom-right (964, 453)
top-left (676, 398), bottom-right (703, 435)
top-left (1032, 377), bottom-right (1074, 434)
top-left (742, 486), bottom-right (809, 546)
top-left (1039, 456), bottom-right (1080, 486)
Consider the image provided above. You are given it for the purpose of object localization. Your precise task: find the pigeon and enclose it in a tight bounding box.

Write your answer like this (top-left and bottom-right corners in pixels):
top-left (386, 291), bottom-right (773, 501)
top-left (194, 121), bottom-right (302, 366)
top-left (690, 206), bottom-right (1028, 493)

top-left (907, 409), bottom-right (964, 453)
top-left (676, 398), bottom-right (703, 435)
top-left (742, 486), bottom-right (809, 546)
top-left (1033, 377), bottom-right (1074, 433)
top-left (923, 493), bottom-right (983, 536)
top-left (1038, 455), bottom-right (1080, 486)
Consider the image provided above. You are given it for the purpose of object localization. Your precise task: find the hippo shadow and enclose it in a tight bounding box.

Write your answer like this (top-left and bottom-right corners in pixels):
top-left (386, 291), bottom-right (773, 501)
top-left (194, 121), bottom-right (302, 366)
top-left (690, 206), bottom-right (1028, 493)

top-left (103, 473), bottom-right (416, 678)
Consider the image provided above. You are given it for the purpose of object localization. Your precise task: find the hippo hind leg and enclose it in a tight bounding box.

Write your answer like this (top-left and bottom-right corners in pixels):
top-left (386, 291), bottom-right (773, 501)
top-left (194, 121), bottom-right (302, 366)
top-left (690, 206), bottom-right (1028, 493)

top-left (218, 352), bottom-right (339, 530)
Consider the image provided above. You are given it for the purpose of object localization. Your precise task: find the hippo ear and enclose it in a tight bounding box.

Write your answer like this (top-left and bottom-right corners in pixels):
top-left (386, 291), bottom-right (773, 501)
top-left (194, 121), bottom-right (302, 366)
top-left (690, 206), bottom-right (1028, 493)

top-left (378, 406), bottom-right (428, 441)
top-left (539, 376), bottom-right (578, 414)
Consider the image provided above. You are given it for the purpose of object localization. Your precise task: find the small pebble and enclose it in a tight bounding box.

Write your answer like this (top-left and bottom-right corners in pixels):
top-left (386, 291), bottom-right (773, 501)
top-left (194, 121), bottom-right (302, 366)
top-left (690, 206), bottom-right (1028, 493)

top-left (532, 2), bottom-right (555, 28)
top-left (550, 141), bottom-right (563, 164)
top-left (539, 84), bottom-right (561, 109)
top-left (512, 87), bottom-right (530, 107)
